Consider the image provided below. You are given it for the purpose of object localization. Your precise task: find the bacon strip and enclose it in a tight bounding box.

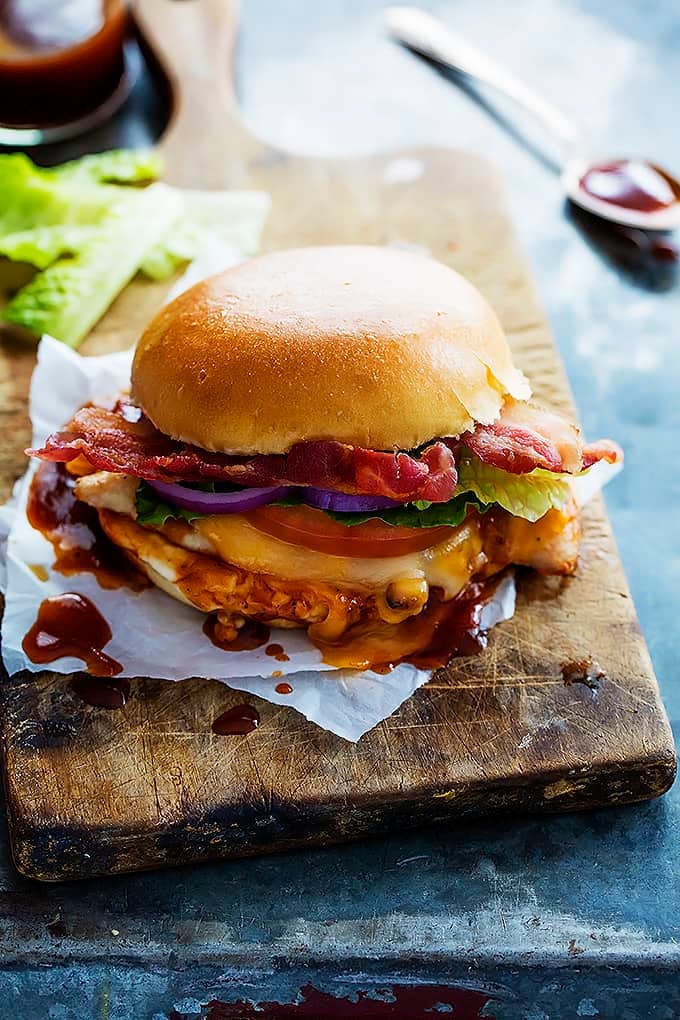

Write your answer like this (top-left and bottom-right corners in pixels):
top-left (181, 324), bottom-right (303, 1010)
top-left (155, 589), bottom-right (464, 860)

top-left (458, 399), bottom-right (622, 474)
top-left (28, 403), bottom-right (458, 502)
top-left (28, 397), bottom-right (622, 503)
top-left (581, 439), bottom-right (623, 470)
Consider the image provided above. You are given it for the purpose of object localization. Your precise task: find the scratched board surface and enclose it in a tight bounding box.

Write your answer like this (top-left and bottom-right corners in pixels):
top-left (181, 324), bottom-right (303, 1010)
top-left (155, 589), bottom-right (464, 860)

top-left (0, 0), bottom-right (675, 881)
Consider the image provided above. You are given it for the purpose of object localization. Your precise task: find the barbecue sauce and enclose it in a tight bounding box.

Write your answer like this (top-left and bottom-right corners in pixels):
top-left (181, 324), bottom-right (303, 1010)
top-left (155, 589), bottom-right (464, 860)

top-left (71, 674), bottom-right (130, 708)
top-left (202, 616), bottom-right (270, 652)
top-left (22, 592), bottom-right (122, 676)
top-left (265, 643), bottom-right (290, 662)
top-left (211, 703), bottom-right (260, 735)
top-left (310, 579), bottom-right (493, 673)
top-left (0, 0), bottom-right (128, 129)
top-left (579, 159), bottom-right (680, 214)
top-left (274, 682), bottom-right (293, 695)
top-left (26, 461), bottom-right (148, 591)
top-left (202, 580), bottom-right (497, 673)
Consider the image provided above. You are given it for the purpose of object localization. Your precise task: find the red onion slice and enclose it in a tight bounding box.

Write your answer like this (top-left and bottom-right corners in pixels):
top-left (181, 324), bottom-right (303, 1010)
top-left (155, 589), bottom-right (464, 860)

top-left (304, 487), bottom-right (403, 512)
top-left (146, 479), bottom-right (291, 514)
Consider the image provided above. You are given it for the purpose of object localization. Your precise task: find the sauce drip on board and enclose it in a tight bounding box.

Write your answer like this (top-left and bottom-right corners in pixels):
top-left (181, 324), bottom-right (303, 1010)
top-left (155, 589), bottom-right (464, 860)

top-left (202, 616), bottom-right (270, 652)
top-left (71, 674), bottom-right (130, 709)
top-left (0, 0), bottom-right (128, 128)
top-left (22, 592), bottom-right (122, 677)
top-left (311, 579), bottom-right (496, 673)
top-left (562, 656), bottom-right (605, 691)
top-left (212, 704), bottom-right (261, 735)
top-left (579, 159), bottom-right (680, 213)
top-left (26, 461), bottom-right (149, 591)
top-left (274, 682), bottom-right (293, 695)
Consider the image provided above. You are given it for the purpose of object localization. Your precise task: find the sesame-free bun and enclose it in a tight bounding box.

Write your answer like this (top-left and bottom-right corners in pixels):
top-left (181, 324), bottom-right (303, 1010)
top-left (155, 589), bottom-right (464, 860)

top-left (131, 245), bottom-right (530, 454)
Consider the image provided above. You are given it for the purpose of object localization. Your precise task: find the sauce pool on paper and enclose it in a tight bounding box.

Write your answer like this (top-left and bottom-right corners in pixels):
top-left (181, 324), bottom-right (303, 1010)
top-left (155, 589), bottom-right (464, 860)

top-left (22, 592), bottom-right (122, 677)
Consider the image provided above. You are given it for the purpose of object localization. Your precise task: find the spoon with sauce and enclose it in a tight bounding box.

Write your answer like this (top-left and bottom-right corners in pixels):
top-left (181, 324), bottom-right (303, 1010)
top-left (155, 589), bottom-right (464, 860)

top-left (386, 6), bottom-right (680, 231)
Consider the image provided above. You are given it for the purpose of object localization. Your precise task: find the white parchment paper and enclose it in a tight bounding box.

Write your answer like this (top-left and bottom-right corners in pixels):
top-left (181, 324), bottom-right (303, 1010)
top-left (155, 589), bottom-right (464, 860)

top-left (0, 338), bottom-right (620, 741)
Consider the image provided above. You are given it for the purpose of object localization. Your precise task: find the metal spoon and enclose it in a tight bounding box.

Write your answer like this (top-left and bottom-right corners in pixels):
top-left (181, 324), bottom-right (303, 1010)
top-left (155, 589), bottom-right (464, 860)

top-left (385, 5), bottom-right (680, 231)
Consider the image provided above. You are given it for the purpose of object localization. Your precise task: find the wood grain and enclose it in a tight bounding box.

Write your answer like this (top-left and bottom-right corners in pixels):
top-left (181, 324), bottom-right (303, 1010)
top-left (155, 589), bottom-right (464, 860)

top-left (0, 0), bottom-right (674, 881)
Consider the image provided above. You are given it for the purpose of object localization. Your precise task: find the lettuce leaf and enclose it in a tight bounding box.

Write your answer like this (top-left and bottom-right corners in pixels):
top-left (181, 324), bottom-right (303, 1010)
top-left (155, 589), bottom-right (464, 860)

top-left (2, 184), bottom-right (183, 347)
top-left (136, 482), bottom-right (205, 526)
top-left (0, 151), bottom-right (268, 348)
top-left (52, 149), bottom-right (163, 186)
top-left (0, 154), bottom-right (122, 236)
top-left (323, 494), bottom-right (485, 528)
top-left (456, 453), bottom-right (571, 522)
top-left (0, 225), bottom-right (97, 269)
top-left (140, 190), bottom-right (271, 280)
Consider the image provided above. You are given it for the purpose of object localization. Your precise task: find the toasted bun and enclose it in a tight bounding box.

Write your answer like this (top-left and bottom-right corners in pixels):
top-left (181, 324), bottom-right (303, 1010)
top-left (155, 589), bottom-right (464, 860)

top-left (132, 245), bottom-right (529, 454)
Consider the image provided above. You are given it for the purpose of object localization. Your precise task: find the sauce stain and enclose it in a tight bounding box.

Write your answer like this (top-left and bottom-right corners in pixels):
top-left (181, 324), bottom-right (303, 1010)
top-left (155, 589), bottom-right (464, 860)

top-left (27, 461), bottom-right (148, 591)
top-left (274, 682), bottom-right (293, 695)
top-left (562, 657), bottom-right (606, 691)
top-left (203, 616), bottom-right (270, 652)
top-left (580, 159), bottom-right (680, 213)
top-left (212, 703), bottom-right (260, 736)
top-left (71, 674), bottom-right (130, 709)
top-left (28, 563), bottom-right (49, 581)
top-left (22, 592), bottom-right (122, 676)
top-left (194, 981), bottom-right (497, 1019)
top-left (265, 642), bottom-right (290, 662)
top-left (312, 579), bottom-right (495, 673)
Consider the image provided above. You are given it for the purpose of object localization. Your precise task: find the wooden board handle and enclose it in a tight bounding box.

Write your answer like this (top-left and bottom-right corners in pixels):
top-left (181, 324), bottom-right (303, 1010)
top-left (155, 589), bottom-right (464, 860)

top-left (133, 0), bottom-right (263, 186)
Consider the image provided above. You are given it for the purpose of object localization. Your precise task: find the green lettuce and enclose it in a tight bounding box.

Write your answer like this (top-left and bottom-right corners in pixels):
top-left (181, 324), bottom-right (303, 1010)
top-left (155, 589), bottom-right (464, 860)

top-left (0, 151), bottom-right (268, 348)
top-left (0, 151), bottom-right (168, 346)
top-left (2, 184), bottom-right (183, 347)
top-left (456, 453), bottom-right (571, 522)
top-left (51, 149), bottom-right (163, 185)
top-left (140, 190), bottom-right (270, 280)
top-left (323, 494), bottom-right (485, 527)
top-left (136, 483), bottom-right (205, 527)
top-left (0, 153), bottom-right (123, 236)
top-left (0, 225), bottom-right (97, 269)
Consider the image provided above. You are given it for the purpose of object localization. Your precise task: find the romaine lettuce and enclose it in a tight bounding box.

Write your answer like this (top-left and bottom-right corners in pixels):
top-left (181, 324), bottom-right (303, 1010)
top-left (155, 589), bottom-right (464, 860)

top-left (456, 454), bottom-right (571, 522)
top-left (2, 184), bottom-right (183, 348)
top-left (0, 151), bottom-right (269, 348)
top-left (136, 482), bottom-right (204, 527)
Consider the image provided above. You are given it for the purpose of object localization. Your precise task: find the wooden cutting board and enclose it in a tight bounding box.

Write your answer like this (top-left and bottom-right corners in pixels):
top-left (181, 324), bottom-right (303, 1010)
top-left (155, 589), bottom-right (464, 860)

top-left (0, 0), bottom-right (674, 881)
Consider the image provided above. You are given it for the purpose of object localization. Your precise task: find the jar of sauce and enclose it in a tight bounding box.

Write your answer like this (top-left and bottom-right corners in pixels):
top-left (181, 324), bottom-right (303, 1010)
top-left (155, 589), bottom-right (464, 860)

top-left (0, 0), bottom-right (130, 144)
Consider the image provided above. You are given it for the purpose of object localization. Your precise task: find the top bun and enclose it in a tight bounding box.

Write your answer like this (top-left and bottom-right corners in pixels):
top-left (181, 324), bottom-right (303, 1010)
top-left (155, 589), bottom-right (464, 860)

top-left (131, 245), bottom-right (530, 455)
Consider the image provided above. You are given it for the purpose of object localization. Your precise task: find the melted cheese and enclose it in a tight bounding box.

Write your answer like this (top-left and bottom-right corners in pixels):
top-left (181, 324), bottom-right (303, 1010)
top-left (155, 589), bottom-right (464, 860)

top-left (191, 513), bottom-right (485, 600)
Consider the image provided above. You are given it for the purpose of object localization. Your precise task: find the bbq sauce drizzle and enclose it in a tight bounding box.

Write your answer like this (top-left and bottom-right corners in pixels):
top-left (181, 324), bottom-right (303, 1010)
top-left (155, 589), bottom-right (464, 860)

top-left (212, 704), bottom-right (260, 735)
top-left (22, 592), bottom-right (122, 677)
top-left (27, 461), bottom-right (148, 591)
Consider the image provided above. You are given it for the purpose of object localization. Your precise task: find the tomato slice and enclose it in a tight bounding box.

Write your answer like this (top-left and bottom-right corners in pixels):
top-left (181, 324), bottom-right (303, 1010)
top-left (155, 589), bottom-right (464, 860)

top-left (245, 504), bottom-right (454, 558)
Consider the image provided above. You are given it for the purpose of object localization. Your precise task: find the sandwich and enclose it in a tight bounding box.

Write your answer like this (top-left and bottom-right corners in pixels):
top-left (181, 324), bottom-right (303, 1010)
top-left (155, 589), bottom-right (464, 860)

top-left (27, 246), bottom-right (621, 670)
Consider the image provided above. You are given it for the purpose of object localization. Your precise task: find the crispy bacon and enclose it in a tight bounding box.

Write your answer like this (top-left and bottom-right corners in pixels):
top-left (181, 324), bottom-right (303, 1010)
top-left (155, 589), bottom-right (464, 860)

top-left (581, 439), bottom-right (623, 469)
top-left (28, 403), bottom-right (458, 502)
top-left (28, 397), bottom-right (622, 503)
top-left (458, 399), bottom-right (622, 475)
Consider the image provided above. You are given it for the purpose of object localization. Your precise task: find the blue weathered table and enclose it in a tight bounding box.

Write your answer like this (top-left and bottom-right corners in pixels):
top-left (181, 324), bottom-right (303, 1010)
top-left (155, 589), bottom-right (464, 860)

top-left (1, 2), bottom-right (678, 1017)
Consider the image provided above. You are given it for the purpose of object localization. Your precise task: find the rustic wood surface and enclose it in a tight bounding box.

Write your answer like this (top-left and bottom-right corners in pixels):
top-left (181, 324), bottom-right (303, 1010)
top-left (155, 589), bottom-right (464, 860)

top-left (0, 0), bottom-right (674, 882)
